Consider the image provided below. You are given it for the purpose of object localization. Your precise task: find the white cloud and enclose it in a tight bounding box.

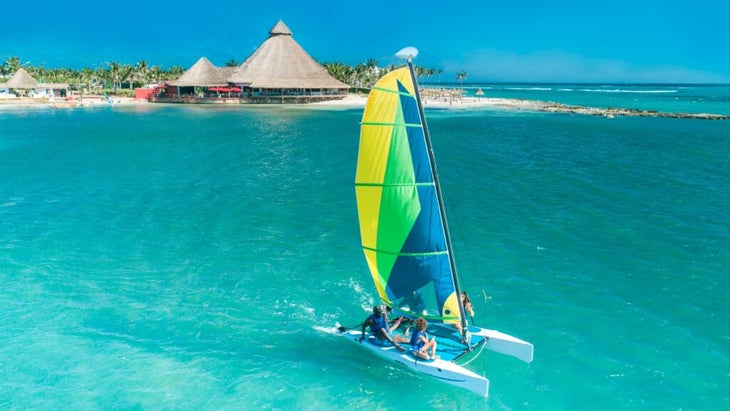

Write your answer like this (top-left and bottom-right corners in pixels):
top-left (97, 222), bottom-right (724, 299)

top-left (440, 49), bottom-right (730, 83)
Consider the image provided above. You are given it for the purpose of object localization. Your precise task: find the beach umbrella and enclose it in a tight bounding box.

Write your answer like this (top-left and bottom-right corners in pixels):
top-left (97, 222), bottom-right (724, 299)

top-left (475, 88), bottom-right (485, 100)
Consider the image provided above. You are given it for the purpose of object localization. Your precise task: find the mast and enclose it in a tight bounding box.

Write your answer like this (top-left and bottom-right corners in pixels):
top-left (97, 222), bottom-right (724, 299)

top-left (400, 49), bottom-right (470, 343)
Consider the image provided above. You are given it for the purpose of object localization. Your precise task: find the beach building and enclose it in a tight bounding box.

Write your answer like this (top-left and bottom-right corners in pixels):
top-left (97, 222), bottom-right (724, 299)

top-left (0, 67), bottom-right (69, 99)
top-left (227, 20), bottom-right (348, 103)
top-left (154, 20), bottom-right (348, 104)
top-left (160, 57), bottom-right (238, 103)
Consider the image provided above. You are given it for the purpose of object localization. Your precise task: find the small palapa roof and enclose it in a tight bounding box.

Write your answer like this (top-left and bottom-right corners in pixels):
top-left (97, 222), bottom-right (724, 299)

top-left (6, 68), bottom-right (39, 89)
top-left (171, 57), bottom-right (234, 87)
top-left (228, 20), bottom-right (348, 89)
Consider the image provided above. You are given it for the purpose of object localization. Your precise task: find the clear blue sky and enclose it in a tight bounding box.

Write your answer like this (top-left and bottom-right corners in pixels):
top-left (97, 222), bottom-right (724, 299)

top-left (3, 0), bottom-right (729, 83)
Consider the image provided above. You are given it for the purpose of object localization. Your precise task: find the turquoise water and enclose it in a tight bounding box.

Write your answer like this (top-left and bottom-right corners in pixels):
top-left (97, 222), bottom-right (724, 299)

top-left (450, 83), bottom-right (730, 116)
top-left (1, 98), bottom-right (728, 410)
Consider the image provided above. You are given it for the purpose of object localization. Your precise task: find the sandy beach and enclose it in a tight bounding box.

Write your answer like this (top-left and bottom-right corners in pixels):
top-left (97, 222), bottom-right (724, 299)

top-left (2, 92), bottom-right (728, 120)
top-left (0, 94), bottom-right (139, 109)
top-left (311, 94), bottom-right (730, 119)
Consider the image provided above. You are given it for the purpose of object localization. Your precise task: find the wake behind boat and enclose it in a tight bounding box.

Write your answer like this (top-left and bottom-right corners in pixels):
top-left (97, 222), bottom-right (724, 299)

top-left (338, 47), bottom-right (533, 398)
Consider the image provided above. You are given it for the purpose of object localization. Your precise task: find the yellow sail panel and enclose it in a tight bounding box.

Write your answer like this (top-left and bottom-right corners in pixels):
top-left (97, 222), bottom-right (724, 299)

top-left (355, 124), bottom-right (392, 185)
top-left (363, 248), bottom-right (390, 302)
top-left (356, 69), bottom-right (409, 278)
top-left (441, 291), bottom-right (461, 323)
top-left (355, 185), bottom-right (381, 250)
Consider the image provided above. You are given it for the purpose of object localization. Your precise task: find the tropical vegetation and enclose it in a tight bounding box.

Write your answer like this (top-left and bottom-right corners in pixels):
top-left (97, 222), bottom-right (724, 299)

top-left (1, 55), bottom-right (464, 95)
top-left (321, 59), bottom-right (449, 91)
top-left (1, 56), bottom-right (184, 96)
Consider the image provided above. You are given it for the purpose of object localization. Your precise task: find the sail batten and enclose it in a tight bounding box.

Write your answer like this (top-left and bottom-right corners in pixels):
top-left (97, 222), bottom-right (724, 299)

top-left (361, 121), bottom-right (421, 127)
top-left (361, 245), bottom-right (449, 257)
top-left (355, 182), bottom-right (434, 187)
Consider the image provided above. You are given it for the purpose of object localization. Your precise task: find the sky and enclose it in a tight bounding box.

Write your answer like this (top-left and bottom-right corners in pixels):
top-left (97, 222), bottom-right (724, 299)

top-left (2, 0), bottom-right (729, 83)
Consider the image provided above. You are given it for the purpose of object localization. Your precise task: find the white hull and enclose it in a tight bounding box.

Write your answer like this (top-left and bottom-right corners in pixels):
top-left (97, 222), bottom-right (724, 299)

top-left (477, 328), bottom-right (534, 364)
top-left (342, 330), bottom-right (489, 397)
top-left (391, 308), bottom-right (534, 365)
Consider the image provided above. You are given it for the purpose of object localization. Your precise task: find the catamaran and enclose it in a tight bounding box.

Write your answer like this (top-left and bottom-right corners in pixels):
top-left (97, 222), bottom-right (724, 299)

top-left (339, 47), bottom-right (533, 398)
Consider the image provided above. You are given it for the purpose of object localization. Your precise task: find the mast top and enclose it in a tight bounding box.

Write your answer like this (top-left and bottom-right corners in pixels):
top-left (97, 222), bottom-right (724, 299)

top-left (396, 47), bottom-right (419, 62)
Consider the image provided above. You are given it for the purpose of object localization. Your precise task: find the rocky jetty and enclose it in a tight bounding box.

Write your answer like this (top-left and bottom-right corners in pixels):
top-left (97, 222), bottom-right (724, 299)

top-left (532, 101), bottom-right (730, 120)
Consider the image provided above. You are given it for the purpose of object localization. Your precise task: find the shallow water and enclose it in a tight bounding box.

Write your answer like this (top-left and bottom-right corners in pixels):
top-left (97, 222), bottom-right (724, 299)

top-left (0, 100), bottom-right (728, 410)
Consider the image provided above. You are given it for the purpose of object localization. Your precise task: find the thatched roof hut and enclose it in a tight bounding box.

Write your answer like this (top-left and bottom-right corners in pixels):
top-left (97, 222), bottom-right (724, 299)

top-left (228, 20), bottom-right (348, 90)
top-left (6, 68), bottom-right (39, 89)
top-left (171, 57), bottom-right (235, 87)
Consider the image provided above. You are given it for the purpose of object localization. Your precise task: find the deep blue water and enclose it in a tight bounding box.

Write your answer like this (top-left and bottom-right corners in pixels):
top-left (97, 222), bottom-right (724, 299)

top-left (1, 96), bottom-right (728, 409)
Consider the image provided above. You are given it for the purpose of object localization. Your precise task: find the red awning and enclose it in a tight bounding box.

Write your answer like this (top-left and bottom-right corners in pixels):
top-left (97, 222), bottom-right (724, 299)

top-left (209, 86), bottom-right (221, 92)
top-left (230, 86), bottom-right (242, 92)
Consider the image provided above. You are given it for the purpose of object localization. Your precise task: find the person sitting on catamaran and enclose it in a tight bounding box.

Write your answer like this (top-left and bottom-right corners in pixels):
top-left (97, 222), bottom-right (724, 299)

top-left (408, 318), bottom-right (439, 360)
top-left (462, 291), bottom-right (475, 319)
top-left (359, 305), bottom-right (408, 352)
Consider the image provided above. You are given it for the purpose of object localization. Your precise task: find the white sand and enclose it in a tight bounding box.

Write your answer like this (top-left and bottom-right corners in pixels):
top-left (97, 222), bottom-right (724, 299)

top-left (309, 94), bottom-right (535, 110)
top-left (3, 92), bottom-right (725, 119)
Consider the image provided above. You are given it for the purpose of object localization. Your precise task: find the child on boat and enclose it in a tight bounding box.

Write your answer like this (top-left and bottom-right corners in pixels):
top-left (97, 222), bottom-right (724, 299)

top-left (408, 318), bottom-right (439, 360)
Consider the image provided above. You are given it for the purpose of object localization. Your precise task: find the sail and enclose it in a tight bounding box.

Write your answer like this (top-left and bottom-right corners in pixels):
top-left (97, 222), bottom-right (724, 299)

top-left (355, 67), bottom-right (460, 324)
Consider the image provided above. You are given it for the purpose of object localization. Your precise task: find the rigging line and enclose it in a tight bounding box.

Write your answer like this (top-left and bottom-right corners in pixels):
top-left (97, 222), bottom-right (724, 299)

top-left (457, 339), bottom-right (487, 366)
top-left (439, 172), bottom-right (489, 327)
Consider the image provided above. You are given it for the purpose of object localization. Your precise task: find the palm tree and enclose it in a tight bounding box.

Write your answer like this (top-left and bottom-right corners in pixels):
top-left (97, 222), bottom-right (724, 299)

top-left (4, 56), bottom-right (22, 74)
top-left (149, 65), bottom-right (164, 83)
top-left (224, 58), bottom-right (239, 67)
top-left (121, 64), bottom-right (134, 90)
top-left (167, 65), bottom-right (184, 81)
top-left (455, 70), bottom-right (468, 98)
top-left (106, 61), bottom-right (122, 93)
top-left (135, 60), bottom-right (149, 87)
top-left (322, 61), bottom-right (352, 86)
top-left (80, 67), bottom-right (95, 93)
top-left (455, 70), bottom-right (468, 84)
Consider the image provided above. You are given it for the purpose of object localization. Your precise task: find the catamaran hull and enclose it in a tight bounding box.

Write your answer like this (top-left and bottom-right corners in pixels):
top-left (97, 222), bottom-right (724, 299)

top-left (341, 330), bottom-right (489, 398)
top-left (477, 328), bottom-right (534, 364)
top-left (394, 311), bottom-right (535, 364)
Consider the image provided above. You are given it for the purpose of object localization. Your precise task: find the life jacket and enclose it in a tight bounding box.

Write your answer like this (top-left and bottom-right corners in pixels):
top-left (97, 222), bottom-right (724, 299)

top-left (410, 329), bottom-right (426, 352)
top-left (368, 314), bottom-right (388, 336)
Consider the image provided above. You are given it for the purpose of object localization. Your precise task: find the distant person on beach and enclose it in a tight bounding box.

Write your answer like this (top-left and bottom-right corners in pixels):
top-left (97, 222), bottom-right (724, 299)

top-left (359, 305), bottom-right (408, 351)
top-left (408, 318), bottom-right (438, 360)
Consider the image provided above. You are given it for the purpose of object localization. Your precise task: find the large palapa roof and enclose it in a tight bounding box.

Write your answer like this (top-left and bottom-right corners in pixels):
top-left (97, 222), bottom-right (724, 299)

top-left (6, 68), bottom-right (39, 89)
top-left (229, 20), bottom-right (348, 89)
top-left (172, 57), bottom-right (235, 87)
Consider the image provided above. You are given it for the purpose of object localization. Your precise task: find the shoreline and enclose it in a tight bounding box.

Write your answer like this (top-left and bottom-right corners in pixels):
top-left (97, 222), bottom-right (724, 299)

top-left (2, 93), bottom-right (728, 120)
top-left (309, 94), bottom-right (730, 120)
